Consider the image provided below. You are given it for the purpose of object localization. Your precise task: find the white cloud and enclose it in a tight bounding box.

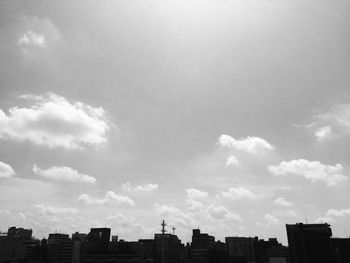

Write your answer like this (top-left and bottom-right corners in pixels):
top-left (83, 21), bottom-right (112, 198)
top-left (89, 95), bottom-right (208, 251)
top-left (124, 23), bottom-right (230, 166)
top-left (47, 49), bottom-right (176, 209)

top-left (326, 208), bottom-right (350, 217)
top-left (315, 126), bottom-right (332, 141)
top-left (275, 197), bottom-right (293, 207)
top-left (0, 161), bottom-right (15, 178)
top-left (0, 210), bottom-right (10, 215)
top-left (33, 164), bottom-right (96, 183)
top-left (122, 182), bottom-right (158, 192)
top-left (264, 214), bottom-right (280, 225)
top-left (221, 187), bottom-right (257, 200)
top-left (316, 217), bottom-right (336, 223)
top-left (218, 134), bottom-right (274, 154)
top-left (78, 191), bottom-right (134, 206)
top-left (0, 93), bottom-right (113, 149)
top-left (18, 30), bottom-right (46, 47)
top-left (154, 204), bottom-right (194, 228)
top-left (206, 205), bottom-right (242, 222)
top-left (186, 188), bottom-right (208, 199)
top-left (286, 210), bottom-right (297, 217)
top-left (34, 204), bottom-right (78, 215)
top-left (186, 199), bottom-right (204, 211)
top-left (268, 159), bottom-right (347, 186)
top-left (308, 104), bottom-right (350, 141)
top-left (226, 155), bottom-right (239, 166)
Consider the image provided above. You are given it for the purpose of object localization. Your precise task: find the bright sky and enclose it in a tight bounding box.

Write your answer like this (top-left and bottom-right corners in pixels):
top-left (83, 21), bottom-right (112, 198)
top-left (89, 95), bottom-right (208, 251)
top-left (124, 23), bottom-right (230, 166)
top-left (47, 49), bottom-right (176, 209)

top-left (0, 0), bottom-right (350, 244)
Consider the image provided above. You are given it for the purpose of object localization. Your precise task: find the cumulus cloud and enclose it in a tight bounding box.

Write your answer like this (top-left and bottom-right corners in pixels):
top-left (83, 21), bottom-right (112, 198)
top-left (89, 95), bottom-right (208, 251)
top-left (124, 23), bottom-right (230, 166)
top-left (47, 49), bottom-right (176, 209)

top-left (18, 30), bottom-right (46, 47)
top-left (0, 161), bottom-right (15, 178)
top-left (154, 204), bottom-right (194, 228)
top-left (275, 197), bottom-right (293, 207)
top-left (307, 104), bottom-right (350, 141)
top-left (34, 204), bottom-right (78, 215)
top-left (225, 155), bottom-right (239, 166)
top-left (264, 214), bottom-right (280, 225)
top-left (33, 164), bottom-right (96, 183)
top-left (186, 188), bottom-right (208, 199)
top-left (316, 217), bottom-right (336, 223)
top-left (221, 187), bottom-right (257, 200)
top-left (78, 191), bottom-right (134, 206)
top-left (315, 126), bottom-right (332, 141)
top-left (0, 93), bottom-right (113, 149)
top-left (206, 205), bottom-right (242, 222)
top-left (186, 199), bottom-right (204, 211)
top-left (106, 214), bottom-right (155, 240)
top-left (326, 208), bottom-right (350, 217)
top-left (218, 134), bottom-right (274, 154)
top-left (122, 182), bottom-right (158, 192)
top-left (268, 159), bottom-right (347, 186)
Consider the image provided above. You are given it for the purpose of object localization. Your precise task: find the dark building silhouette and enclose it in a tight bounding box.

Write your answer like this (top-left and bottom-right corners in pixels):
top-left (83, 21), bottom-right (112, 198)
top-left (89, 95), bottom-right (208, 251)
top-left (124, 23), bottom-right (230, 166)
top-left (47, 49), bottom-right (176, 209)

top-left (47, 233), bottom-right (77, 263)
top-left (83, 228), bottom-right (111, 254)
top-left (0, 226), bottom-right (39, 263)
top-left (256, 238), bottom-right (289, 263)
top-left (190, 229), bottom-right (215, 263)
top-left (331, 237), bottom-right (350, 263)
top-left (286, 223), bottom-right (333, 263)
top-left (154, 233), bottom-right (183, 263)
top-left (225, 236), bottom-right (256, 262)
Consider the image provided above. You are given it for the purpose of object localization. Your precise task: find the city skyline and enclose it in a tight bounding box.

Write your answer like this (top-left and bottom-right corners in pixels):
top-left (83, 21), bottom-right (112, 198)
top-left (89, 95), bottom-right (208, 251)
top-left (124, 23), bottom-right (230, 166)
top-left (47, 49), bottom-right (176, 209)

top-left (0, 0), bottom-right (350, 245)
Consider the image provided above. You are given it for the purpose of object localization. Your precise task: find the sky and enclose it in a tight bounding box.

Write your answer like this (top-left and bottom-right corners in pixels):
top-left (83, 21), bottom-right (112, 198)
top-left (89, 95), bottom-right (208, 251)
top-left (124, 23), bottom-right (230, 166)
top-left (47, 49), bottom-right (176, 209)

top-left (0, 0), bottom-right (350, 244)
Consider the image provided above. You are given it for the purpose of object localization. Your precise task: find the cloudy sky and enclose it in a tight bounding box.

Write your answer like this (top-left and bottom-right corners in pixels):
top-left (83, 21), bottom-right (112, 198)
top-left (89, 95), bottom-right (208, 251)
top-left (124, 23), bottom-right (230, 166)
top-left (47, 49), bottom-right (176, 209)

top-left (0, 0), bottom-right (350, 244)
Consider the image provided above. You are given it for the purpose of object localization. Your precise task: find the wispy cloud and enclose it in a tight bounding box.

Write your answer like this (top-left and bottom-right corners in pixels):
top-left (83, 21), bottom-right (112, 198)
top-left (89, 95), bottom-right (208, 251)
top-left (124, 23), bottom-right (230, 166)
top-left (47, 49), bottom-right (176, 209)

top-left (0, 161), bottom-right (15, 178)
top-left (268, 159), bottom-right (347, 186)
top-left (275, 197), bottom-right (293, 207)
top-left (221, 187), bottom-right (257, 200)
top-left (225, 155), bottom-right (240, 166)
top-left (264, 214), bottom-right (280, 226)
top-left (306, 104), bottom-right (350, 141)
top-left (218, 134), bottom-right (274, 154)
top-left (18, 30), bottom-right (46, 47)
top-left (33, 165), bottom-right (96, 183)
top-left (78, 191), bottom-right (134, 206)
top-left (186, 188), bottom-right (208, 199)
top-left (326, 208), bottom-right (350, 217)
top-left (206, 205), bottom-right (242, 222)
top-left (122, 182), bottom-right (158, 192)
top-left (34, 204), bottom-right (78, 215)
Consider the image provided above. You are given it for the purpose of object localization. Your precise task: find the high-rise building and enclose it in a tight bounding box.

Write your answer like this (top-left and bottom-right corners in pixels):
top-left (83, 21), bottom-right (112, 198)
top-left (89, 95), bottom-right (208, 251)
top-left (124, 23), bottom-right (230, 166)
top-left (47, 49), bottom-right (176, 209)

top-left (0, 226), bottom-right (38, 263)
top-left (154, 233), bottom-right (183, 263)
top-left (225, 236), bottom-right (256, 262)
top-left (83, 227), bottom-right (111, 254)
top-left (331, 237), bottom-right (350, 263)
top-left (286, 223), bottom-right (333, 263)
top-left (190, 229), bottom-right (215, 263)
top-left (47, 233), bottom-right (74, 263)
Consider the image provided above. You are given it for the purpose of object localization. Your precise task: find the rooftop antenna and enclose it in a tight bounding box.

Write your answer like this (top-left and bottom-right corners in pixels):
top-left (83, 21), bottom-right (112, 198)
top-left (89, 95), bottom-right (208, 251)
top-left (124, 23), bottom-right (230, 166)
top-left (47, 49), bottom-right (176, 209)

top-left (161, 219), bottom-right (167, 235)
top-left (305, 212), bottom-right (308, 224)
top-left (161, 220), bottom-right (166, 263)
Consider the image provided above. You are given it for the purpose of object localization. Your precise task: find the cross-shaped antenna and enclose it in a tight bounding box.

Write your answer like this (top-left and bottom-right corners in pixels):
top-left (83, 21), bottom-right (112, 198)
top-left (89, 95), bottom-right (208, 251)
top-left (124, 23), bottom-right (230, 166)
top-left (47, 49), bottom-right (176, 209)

top-left (161, 220), bottom-right (167, 235)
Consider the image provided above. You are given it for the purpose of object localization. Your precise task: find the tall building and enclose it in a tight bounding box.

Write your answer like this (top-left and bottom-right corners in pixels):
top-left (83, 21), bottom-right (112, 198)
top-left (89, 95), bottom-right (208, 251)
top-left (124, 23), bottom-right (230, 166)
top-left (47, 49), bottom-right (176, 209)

top-left (0, 226), bottom-right (38, 263)
top-left (154, 233), bottom-right (183, 263)
top-left (190, 229), bottom-right (215, 263)
top-left (286, 223), bottom-right (333, 263)
top-left (83, 227), bottom-right (111, 254)
top-left (225, 236), bottom-right (256, 262)
top-left (331, 237), bottom-right (350, 263)
top-left (47, 233), bottom-right (74, 263)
